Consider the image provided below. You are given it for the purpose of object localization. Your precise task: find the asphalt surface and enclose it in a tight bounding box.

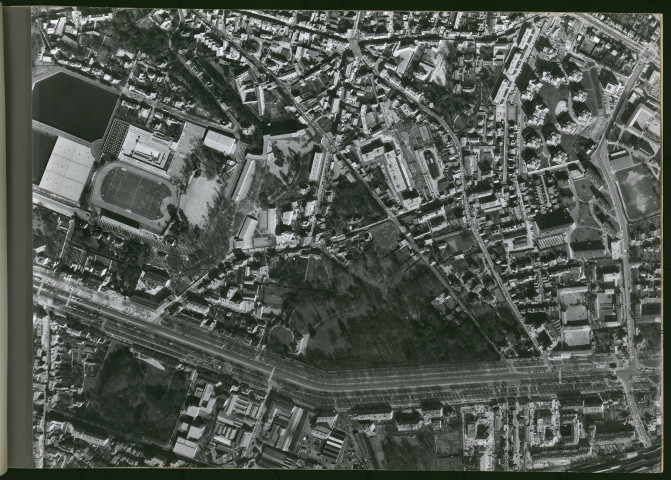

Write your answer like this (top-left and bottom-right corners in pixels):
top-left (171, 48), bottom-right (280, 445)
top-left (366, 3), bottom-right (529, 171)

top-left (34, 278), bottom-right (659, 400)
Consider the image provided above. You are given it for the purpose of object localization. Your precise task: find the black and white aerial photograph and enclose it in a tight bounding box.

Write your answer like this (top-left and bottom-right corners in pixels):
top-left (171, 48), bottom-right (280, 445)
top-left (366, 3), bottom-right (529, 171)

top-left (30, 7), bottom-right (662, 471)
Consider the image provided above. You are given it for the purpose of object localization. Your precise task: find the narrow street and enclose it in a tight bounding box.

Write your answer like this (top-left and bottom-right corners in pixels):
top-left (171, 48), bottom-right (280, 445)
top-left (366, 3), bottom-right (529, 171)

top-left (348, 37), bottom-right (549, 363)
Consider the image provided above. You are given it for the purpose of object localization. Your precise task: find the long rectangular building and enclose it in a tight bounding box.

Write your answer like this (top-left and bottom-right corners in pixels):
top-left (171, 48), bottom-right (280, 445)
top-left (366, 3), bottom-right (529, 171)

top-left (308, 151), bottom-right (324, 182)
top-left (231, 158), bottom-right (256, 202)
top-left (493, 78), bottom-right (513, 104)
top-left (384, 149), bottom-right (412, 193)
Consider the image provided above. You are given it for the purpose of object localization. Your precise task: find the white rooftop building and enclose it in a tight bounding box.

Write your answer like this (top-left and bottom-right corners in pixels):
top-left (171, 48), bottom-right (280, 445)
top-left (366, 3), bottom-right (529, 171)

top-left (204, 129), bottom-right (238, 156)
top-left (39, 137), bottom-right (96, 204)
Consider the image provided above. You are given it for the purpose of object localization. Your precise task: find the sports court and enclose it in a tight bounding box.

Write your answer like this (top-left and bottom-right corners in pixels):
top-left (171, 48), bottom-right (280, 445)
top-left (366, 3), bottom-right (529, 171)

top-left (100, 166), bottom-right (172, 220)
top-left (91, 161), bottom-right (178, 232)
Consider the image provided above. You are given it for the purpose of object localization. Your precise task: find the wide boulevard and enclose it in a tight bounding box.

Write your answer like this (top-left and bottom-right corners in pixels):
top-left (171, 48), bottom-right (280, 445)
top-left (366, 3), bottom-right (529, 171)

top-left (34, 276), bottom-right (659, 407)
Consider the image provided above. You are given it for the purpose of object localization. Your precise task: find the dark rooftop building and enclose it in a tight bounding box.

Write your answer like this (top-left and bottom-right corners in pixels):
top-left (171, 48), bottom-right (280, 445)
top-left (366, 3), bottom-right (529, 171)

top-left (141, 265), bottom-right (172, 285)
top-left (256, 445), bottom-right (298, 469)
top-left (534, 208), bottom-right (573, 234)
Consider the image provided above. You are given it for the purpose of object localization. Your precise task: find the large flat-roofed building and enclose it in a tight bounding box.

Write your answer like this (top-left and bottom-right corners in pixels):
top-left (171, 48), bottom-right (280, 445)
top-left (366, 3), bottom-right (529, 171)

top-left (534, 208), bottom-right (574, 235)
top-left (257, 208), bottom-right (277, 235)
top-left (518, 25), bottom-right (534, 49)
top-left (506, 51), bottom-right (523, 77)
top-left (173, 436), bottom-right (198, 458)
top-left (39, 136), bottom-right (96, 204)
top-left (627, 101), bottom-right (660, 137)
top-left (595, 293), bottom-right (614, 315)
top-left (359, 138), bottom-right (388, 163)
top-left (350, 405), bottom-right (394, 422)
top-left (279, 407), bottom-right (307, 452)
top-left (383, 149), bottom-right (412, 193)
top-left (119, 124), bottom-right (173, 171)
top-left (563, 325), bottom-right (591, 347)
top-left (322, 429), bottom-right (347, 462)
top-left (204, 129), bottom-right (238, 156)
top-left (257, 445), bottom-right (298, 468)
top-left (224, 391), bottom-right (262, 419)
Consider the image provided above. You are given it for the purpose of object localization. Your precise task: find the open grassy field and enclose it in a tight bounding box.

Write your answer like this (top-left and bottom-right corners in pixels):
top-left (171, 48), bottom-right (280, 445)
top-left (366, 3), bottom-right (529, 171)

top-left (589, 67), bottom-right (604, 111)
top-left (435, 428), bottom-right (462, 457)
top-left (366, 424), bottom-right (439, 470)
top-left (180, 175), bottom-right (220, 228)
top-left (579, 71), bottom-right (599, 115)
top-left (616, 165), bottom-right (661, 219)
top-left (255, 135), bottom-right (318, 206)
top-left (559, 132), bottom-right (579, 162)
top-left (267, 134), bottom-right (315, 188)
top-left (381, 431), bottom-right (436, 470)
top-left (571, 226), bottom-right (602, 244)
top-left (539, 83), bottom-right (569, 122)
top-left (84, 342), bottom-right (190, 446)
top-left (269, 222), bottom-right (499, 368)
top-left (573, 178), bottom-right (594, 202)
top-left (435, 414), bottom-right (463, 470)
top-left (100, 167), bottom-right (172, 220)
top-left (573, 201), bottom-right (600, 228)
top-left (267, 325), bottom-right (294, 354)
top-left (438, 229), bottom-right (476, 257)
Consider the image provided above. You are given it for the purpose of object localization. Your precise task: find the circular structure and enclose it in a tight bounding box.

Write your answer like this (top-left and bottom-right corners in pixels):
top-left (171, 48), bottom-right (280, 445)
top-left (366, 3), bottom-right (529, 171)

top-left (91, 161), bottom-right (177, 232)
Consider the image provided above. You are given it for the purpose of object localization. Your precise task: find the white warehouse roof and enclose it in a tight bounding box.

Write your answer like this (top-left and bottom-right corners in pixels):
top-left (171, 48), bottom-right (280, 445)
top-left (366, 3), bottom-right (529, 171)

top-left (39, 136), bottom-right (95, 203)
top-left (204, 129), bottom-right (237, 155)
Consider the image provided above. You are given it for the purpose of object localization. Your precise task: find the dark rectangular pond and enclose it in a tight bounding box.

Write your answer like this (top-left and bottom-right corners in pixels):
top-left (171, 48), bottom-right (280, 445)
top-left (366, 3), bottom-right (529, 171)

top-left (32, 128), bottom-right (57, 184)
top-left (32, 72), bottom-right (119, 143)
